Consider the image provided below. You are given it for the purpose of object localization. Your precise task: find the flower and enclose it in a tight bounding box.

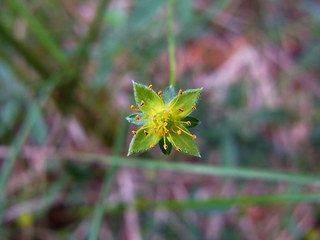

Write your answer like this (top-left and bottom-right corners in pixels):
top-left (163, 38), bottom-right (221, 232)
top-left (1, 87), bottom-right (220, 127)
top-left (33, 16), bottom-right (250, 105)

top-left (127, 81), bottom-right (202, 157)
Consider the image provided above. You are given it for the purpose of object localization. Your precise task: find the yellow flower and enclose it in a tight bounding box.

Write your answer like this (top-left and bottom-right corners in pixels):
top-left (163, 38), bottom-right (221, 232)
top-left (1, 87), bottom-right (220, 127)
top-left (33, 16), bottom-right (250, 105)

top-left (127, 82), bottom-right (201, 156)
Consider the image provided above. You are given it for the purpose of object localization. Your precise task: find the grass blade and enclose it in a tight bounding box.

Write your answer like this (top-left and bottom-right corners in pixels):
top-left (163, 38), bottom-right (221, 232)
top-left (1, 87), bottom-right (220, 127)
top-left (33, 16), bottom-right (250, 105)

top-left (71, 154), bottom-right (320, 185)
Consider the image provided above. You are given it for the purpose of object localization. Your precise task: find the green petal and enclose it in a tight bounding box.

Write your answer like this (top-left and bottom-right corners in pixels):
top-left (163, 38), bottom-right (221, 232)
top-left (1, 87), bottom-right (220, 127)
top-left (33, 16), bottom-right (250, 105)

top-left (168, 124), bottom-right (200, 157)
top-left (128, 125), bottom-right (161, 156)
top-left (169, 88), bottom-right (202, 119)
top-left (126, 113), bottom-right (150, 126)
top-left (181, 116), bottom-right (201, 128)
top-left (133, 81), bottom-right (163, 116)
top-left (162, 86), bottom-right (176, 106)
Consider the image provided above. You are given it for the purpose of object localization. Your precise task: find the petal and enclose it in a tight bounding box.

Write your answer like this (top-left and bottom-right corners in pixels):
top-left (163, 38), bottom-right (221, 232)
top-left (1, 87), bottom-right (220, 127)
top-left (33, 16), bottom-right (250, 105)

top-left (126, 113), bottom-right (151, 126)
top-left (133, 81), bottom-right (163, 116)
top-left (168, 124), bottom-right (200, 157)
top-left (128, 124), bottom-right (161, 156)
top-left (169, 88), bottom-right (202, 119)
top-left (162, 86), bottom-right (176, 106)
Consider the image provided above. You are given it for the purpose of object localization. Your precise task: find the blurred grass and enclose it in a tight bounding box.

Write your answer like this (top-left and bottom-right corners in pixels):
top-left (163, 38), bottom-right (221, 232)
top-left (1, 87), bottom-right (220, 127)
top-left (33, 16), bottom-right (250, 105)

top-left (1, 0), bottom-right (320, 239)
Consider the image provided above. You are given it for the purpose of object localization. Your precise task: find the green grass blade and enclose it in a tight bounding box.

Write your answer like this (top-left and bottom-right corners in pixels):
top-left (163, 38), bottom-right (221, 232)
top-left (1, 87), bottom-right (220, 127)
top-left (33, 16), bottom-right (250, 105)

top-left (88, 118), bottom-right (128, 240)
top-left (7, 0), bottom-right (68, 66)
top-left (146, 192), bottom-right (320, 210)
top-left (73, 155), bottom-right (320, 185)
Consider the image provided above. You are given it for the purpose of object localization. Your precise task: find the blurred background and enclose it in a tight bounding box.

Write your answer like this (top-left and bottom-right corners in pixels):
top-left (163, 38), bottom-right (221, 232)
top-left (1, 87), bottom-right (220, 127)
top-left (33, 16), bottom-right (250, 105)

top-left (1, 0), bottom-right (320, 239)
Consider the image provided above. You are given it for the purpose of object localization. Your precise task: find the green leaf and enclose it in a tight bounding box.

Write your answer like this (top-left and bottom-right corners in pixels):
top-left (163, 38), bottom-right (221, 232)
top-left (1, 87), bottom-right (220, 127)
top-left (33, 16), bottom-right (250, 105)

top-left (162, 86), bottom-right (176, 106)
top-left (128, 125), bottom-right (161, 155)
top-left (169, 88), bottom-right (202, 119)
top-left (168, 124), bottom-right (200, 157)
top-left (159, 138), bottom-right (172, 155)
top-left (126, 113), bottom-right (149, 126)
top-left (181, 116), bottom-right (200, 128)
top-left (133, 81), bottom-right (163, 116)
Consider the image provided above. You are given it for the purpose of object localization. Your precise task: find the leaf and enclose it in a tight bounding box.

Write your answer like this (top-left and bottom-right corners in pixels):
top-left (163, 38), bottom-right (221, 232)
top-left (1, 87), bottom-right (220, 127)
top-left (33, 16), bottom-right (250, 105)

top-left (159, 138), bottom-right (172, 155)
top-left (133, 81), bottom-right (163, 116)
top-left (169, 88), bottom-right (202, 119)
top-left (168, 124), bottom-right (200, 157)
top-left (162, 86), bottom-right (176, 106)
top-left (181, 116), bottom-right (200, 128)
top-left (126, 113), bottom-right (149, 126)
top-left (128, 125), bottom-right (161, 156)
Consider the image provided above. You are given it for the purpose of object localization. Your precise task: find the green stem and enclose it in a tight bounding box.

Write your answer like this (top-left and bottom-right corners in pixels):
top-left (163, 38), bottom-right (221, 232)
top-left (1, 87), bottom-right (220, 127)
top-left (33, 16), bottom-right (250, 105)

top-left (167, 0), bottom-right (176, 88)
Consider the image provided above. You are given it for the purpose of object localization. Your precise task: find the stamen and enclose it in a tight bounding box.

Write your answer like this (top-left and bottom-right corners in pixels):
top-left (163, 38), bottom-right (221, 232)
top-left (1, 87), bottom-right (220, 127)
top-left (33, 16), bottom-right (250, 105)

top-left (165, 128), bottom-right (169, 133)
top-left (150, 144), bottom-right (155, 149)
top-left (132, 131), bottom-right (136, 135)
top-left (176, 125), bottom-right (193, 137)
top-left (163, 122), bottom-right (168, 127)
top-left (192, 135), bottom-right (197, 139)
top-left (135, 115), bottom-right (140, 120)
top-left (177, 121), bottom-right (192, 126)
top-left (168, 132), bottom-right (180, 152)
top-left (175, 106), bottom-right (196, 117)
top-left (148, 84), bottom-right (152, 89)
top-left (158, 91), bottom-right (162, 97)
top-left (144, 130), bottom-right (149, 136)
top-left (177, 130), bottom-right (182, 135)
top-left (140, 100), bottom-right (157, 112)
top-left (164, 144), bottom-right (168, 150)
top-left (178, 108), bottom-right (184, 112)
top-left (176, 147), bottom-right (181, 152)
top-left (170, 89), bottom-right (183, 109)
top-left (131, 105), bottom-right (143, 112)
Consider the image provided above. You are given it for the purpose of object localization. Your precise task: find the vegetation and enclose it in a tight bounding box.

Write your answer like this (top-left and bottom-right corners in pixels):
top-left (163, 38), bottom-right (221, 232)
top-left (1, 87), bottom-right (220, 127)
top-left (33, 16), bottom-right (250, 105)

top-left (1, 0), bottom-right (320, 239)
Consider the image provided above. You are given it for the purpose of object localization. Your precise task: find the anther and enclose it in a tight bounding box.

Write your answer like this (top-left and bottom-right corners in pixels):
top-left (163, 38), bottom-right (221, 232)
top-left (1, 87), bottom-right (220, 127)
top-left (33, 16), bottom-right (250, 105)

top-left (164, 144), bottom-right (168, 150)
top-left (165, 129), bottom-right (169, 133)
top-left (148, 84), bottom-right (152, 89)
top-left (163, 122), bottom-right (168, 126)
top-left (135, 115), bottom-right (140, 120)
top-left (178, 89), bottom-right (182, 95)
top-left (131, 105), bottom-right (135, 110)
top-left (192, 106), bottom-right (196, 110)
top-left (192, 135), bottom-right (197, 139)
top-left (187, 121), bottom-right (191, 126)
top-left (176, 147), bottom-right (181, 152)
top-left (158, 91), bottom-right (162, 96)
top-left (144, 130), bottom-right (149, 136)
top-left (177, 130), bottom-right (182, 135)
top-left (150, 144), bottom-right (155, 149)
top-left (140, 100), bottom-right (145, 106)
top-left (154, 127), bottom-right (157, 133)
top-left (132, 131), bottom-right (136, 135)
top-left (178, 108), bottom-right (184, 112)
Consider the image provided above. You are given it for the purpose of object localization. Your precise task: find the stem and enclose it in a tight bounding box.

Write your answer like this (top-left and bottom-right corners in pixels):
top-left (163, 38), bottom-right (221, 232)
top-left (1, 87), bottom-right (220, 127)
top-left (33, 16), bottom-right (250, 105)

top-left (167, 0), bottom-right (176, 88)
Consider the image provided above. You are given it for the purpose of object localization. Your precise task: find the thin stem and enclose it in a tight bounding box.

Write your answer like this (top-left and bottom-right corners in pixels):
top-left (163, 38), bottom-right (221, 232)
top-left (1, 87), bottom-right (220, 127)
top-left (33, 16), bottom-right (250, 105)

top-left (167, 0), bottom-right (176, 88)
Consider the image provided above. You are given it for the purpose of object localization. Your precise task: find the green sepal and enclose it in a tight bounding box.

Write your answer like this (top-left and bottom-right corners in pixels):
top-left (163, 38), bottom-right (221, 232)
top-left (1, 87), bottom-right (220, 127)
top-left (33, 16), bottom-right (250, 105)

top-left (159, 138), bottom-right (172, 155)
top-left (162, 86), bottom-right (176, 106)
top-left (128, 125), bottom-right (161, 156)
top-left (168, 124), bottom-right (200, 157)
top-left (126, 113), bottom-right (149, 126)
top-left (181, 116), bottom-right (201, 128)
top-left (169, 88), bottom-right (202, 119)
top-left (133, 81), bottom-right (163, 116)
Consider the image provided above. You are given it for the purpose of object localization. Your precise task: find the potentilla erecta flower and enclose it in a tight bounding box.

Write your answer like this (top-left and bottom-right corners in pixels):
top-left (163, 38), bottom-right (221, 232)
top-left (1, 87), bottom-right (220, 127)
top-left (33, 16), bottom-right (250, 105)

top-left (127, 81), bottom-right (202, 157)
